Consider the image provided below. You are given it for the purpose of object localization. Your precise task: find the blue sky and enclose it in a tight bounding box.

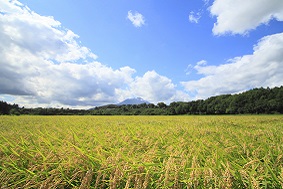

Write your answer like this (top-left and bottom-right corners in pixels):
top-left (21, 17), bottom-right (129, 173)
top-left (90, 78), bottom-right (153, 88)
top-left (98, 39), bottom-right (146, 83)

top-left (1, 0), bottom-right (283, 108)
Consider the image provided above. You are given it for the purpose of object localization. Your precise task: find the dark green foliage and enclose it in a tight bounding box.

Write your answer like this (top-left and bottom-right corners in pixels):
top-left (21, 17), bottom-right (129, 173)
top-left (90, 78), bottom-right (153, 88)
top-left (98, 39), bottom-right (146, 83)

top-left (91, 86), bottom-right (283, 115)
top-left (0, 101), bottom-right (92, 115)
top-left (0, 101), bottom-right (20, 115)
top-left (1, 86), bottom-right (283, 115)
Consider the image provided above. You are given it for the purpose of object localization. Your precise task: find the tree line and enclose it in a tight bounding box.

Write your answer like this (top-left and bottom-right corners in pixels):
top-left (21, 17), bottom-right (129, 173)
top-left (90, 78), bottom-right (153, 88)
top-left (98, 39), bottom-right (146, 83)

top-left (1, 86), bottom-right (283, 115)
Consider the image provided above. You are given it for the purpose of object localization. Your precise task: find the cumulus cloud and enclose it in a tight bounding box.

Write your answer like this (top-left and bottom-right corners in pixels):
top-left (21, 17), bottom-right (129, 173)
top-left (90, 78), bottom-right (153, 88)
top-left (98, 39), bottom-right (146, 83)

top-left (181, 32), bottom-right (283, 99)
top-left (129, 71), bottom-right (176, 102)
top-left (0, 1), bottom-right (187, 108)
top-left (115, 70), bottom-right (190, 104)
top-left (127, 10), bottom-right (145, 27)
top-left (210, 0), bottom-right (283, 35)
top-left (0, 1), bottom-right (133, 107)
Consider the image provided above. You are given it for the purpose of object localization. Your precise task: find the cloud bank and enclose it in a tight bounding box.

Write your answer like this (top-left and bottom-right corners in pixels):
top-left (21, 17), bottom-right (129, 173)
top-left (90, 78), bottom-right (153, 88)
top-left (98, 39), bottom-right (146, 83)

top-left (182, 32), bottom-right (283, 99)
top-left (210, 0), bottom-right (283, 35)
top-left (0, 1), bottom-right (184, 108)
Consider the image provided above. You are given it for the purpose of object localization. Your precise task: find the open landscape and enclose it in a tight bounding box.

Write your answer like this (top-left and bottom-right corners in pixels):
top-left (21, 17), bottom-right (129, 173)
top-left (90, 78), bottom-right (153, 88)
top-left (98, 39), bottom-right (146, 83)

top-left (0, 115), bottom-right (282, 188)
top-left (1, 1), bottom-right (283, 188)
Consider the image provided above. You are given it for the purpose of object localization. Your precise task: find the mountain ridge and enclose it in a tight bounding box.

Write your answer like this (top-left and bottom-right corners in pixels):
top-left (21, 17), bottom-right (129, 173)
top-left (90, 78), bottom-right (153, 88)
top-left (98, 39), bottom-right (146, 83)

top-left (117, 97), bottom-right (150, 105)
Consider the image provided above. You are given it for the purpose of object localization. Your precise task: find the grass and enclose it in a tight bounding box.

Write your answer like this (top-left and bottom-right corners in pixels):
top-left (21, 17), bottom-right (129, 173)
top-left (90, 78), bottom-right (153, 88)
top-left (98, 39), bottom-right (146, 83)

top-left (0, 115), bottom-right (282, 188)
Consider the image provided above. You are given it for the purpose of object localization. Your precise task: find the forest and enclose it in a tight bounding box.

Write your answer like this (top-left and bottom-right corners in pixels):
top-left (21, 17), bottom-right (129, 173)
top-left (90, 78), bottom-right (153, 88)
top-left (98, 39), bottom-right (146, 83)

top-left (1, 86), bottom-right (283, 115)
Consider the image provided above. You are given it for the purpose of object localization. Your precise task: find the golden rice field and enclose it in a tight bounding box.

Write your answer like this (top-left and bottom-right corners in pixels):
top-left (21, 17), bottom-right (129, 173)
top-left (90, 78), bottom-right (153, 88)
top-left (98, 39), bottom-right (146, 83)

top-left (0, 115), bottom-right (282, 188)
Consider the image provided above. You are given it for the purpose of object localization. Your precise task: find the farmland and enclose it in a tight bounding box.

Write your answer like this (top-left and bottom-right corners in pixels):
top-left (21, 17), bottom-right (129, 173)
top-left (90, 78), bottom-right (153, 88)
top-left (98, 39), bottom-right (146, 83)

top-left (0, 115), bottom-right (282, 188)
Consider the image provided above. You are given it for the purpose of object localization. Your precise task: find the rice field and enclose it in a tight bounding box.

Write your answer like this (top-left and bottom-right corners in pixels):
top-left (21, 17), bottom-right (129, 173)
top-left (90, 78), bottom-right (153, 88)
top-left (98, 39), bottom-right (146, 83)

top-left (0, 115), bottom-right (282, 188)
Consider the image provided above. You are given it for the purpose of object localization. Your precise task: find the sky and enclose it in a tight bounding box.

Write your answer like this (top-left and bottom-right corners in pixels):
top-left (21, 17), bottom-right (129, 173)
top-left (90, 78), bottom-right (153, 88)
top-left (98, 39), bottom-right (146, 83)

top-left (0, 0), bottom-right (283, 109)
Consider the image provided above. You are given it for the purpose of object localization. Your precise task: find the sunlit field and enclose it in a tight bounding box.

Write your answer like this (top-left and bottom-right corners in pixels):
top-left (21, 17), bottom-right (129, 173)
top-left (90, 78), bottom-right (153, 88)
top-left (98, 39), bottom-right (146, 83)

top-left (0, 115), bottom-right (282, 188)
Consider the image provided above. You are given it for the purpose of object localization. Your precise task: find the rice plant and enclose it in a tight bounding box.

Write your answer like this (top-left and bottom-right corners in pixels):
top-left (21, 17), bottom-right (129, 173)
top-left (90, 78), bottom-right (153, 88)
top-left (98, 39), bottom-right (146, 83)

top-left (0, 115), bottom-right (282, 188)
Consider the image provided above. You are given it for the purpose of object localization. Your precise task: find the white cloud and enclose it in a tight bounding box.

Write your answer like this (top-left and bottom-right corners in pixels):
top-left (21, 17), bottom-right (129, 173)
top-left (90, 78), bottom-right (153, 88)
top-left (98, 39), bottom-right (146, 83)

top-left (120, 71), bottom-right (189, 104)
top-left (181, 32), bottom-right (283, 99)
top-left (196, 60), bottom-right (207, 66)
top-left (210, 0), bottom-right (283, 35)
top-left (0, 1), bottom-right (187, 108)
top-left (127, 10), bottom-right (145, 27)
top-left (130, 71), bottom-right (176, 102)
top-left (0, 1), bottom-right (136, 107)
top-left (185, 64), bottom-right (193, 75)
top-left (189, 11), bottom-right (201, 23)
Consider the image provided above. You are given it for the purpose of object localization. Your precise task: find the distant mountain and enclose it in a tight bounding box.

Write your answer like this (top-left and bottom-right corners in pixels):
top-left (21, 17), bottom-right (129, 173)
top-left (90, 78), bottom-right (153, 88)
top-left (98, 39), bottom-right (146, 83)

top-left (118, 97), bottom-right (150, 105)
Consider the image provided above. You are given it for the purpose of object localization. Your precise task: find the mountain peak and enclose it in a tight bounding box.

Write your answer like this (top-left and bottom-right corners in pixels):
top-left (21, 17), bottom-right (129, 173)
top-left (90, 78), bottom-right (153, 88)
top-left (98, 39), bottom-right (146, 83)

top-left (118, 97), bottom-right (150, 105)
